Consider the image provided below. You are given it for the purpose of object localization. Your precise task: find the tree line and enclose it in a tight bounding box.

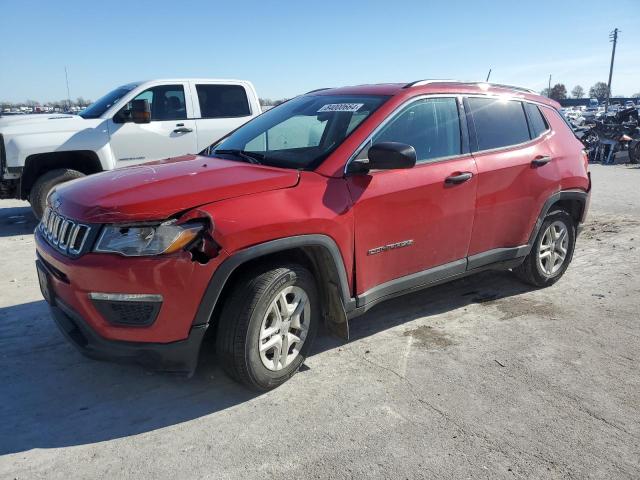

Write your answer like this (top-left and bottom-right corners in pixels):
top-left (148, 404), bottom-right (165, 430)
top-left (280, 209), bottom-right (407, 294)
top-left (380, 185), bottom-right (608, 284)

top-left (541, 82), bottom-right (640, 102)
top-left (1, 97), bottom-right (92, 110)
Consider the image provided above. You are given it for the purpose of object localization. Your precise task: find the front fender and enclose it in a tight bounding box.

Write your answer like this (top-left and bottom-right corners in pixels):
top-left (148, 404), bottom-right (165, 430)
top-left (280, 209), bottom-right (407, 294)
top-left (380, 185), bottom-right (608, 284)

top-left (192, 234), bottom-right (354, 322)
top-left (3, 119), bottom-right (112, 170)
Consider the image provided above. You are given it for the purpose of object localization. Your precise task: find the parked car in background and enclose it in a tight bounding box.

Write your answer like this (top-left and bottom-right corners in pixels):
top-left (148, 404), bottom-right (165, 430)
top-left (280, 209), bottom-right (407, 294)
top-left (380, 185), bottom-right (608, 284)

top-left (0, 79), bottom-right (261, 217)
top-left (35, 81), bottom-right (590, 390)
top-left (580, 108), bottom-right (598, 124)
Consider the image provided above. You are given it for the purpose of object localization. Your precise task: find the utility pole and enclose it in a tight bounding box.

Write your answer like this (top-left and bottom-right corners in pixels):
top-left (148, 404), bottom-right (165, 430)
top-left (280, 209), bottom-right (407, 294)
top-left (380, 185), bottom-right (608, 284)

top-left (64, 66), bottom-right (71, 111)
top-left (605, 28), bottom-right (619, 112)
top-left (486, 69), bottom-right (492, 82)
top-left (548, 74), bottom-right (552, 97)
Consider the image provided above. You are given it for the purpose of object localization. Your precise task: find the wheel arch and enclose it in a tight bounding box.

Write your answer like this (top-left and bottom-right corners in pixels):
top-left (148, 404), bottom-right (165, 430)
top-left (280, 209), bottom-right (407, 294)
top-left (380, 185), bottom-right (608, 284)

top-left (528, 190), bottom-right (589, 246)
top-left (193, 235), bottom-right (355, 340)
top-left (20, 150), bottom-right (103, 199)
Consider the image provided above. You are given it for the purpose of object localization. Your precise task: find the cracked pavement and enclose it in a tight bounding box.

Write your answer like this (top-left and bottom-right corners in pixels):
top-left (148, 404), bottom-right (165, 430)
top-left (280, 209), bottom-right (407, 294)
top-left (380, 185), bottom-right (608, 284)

top-left (1, 164), bottom-right (639, 479)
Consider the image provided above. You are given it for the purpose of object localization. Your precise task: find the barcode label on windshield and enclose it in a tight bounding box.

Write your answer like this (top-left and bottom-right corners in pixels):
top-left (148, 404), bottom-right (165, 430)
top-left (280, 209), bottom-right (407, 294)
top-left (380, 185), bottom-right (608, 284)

top-left (318, 103), bottom-right (363, 113)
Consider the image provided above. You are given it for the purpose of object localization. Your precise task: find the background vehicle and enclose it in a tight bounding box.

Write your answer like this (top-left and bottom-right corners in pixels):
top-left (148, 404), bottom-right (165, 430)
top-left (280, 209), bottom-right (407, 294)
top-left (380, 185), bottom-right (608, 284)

top-left (0, 78), bottom-right (261, 217)
top-left (35, 81), bottom-right (590, 390)
top-left (580, 106), bottom-right (640, 163)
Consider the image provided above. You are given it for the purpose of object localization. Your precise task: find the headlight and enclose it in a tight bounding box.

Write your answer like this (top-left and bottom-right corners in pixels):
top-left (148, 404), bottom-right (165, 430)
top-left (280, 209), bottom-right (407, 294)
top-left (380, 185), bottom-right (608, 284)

top-left (94, 220), bottom-right (204, 256)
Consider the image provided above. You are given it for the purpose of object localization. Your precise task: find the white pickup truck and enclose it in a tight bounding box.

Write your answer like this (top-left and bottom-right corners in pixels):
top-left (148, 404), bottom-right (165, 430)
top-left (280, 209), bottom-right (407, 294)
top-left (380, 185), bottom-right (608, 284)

top-left (0, 78), bottom-right (261, 217)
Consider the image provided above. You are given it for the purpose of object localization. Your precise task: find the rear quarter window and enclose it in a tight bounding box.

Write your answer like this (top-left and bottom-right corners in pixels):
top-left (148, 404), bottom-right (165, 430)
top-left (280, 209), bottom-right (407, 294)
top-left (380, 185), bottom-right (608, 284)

top-left (467, 97), bottom-right (531, 151)
top-left (524, 102), bottom-right (549, 137)
top-left (196, 84), bottom-right (251, 118)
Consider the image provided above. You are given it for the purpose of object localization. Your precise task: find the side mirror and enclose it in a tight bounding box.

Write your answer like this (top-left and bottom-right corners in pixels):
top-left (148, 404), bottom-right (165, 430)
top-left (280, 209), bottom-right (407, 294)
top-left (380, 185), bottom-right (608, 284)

top-left (131, 99), bottom-right (151, 124)
top-left (347, 141), bottom-right (417, 174)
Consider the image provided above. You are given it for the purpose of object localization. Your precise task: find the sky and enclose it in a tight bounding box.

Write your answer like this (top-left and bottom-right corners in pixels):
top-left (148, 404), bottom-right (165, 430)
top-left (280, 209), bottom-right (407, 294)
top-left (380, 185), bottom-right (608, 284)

top-left (1, 0), bottom-right (639, 103)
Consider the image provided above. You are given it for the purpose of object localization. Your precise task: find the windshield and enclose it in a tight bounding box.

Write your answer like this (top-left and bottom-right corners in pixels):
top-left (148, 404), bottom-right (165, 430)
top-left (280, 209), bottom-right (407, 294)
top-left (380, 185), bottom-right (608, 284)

top-left (210, 94), bottom-right (389, 169)
top-left (79, 83), bottom-right (139, 119)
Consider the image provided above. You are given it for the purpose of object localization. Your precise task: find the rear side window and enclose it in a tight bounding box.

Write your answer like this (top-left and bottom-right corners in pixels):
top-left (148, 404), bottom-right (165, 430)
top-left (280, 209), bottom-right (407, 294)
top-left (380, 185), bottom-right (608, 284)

top-left (524, 102), bottom-right (549, 137)
top-left (467, 98), bottom-right (530, 151)
top-left (369, 97), bottom-right (461, 163)
top-left (196, 84), bottom-right (251, 118)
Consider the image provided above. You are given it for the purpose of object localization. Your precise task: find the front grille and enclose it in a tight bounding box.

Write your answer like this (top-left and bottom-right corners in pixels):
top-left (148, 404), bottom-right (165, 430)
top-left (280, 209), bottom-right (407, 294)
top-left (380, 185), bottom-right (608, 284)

top-left (39, 207), bottom-right (91, 256)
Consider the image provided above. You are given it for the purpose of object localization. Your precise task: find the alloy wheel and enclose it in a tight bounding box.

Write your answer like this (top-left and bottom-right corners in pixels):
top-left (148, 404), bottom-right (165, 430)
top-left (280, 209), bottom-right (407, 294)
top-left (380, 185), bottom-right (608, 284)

top-left (258, 285), bottom-right (310, 371)
top-left (537, 220), bottom-right (569, 277)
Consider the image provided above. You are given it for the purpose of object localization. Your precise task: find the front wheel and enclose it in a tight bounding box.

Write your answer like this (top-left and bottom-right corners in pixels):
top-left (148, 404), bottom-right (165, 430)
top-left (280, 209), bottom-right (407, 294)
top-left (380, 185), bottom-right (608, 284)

top-left (514, 210), bottom-right (576, 287)
top-left (28, 168), bottom-right (85, 219)
top-left (215, 264), bottom-right (319, 390)
top-left (629, 139), bottom-right (640, 164)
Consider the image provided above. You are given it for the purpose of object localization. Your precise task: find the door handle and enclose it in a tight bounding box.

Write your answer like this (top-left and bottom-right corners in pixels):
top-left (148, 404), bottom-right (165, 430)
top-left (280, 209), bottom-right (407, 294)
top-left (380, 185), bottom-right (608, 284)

top-left (445, 172), bottom-right (473, 184)
top-left (173, 127), bottom-right (193, 133)
top-left (531, 155), bottom-right (552, 167)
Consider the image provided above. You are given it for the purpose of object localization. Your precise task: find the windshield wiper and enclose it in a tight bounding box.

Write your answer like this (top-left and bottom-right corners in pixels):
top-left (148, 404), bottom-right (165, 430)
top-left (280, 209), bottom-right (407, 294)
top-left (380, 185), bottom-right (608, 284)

top-left (214, 149), bottom-right (264, 165)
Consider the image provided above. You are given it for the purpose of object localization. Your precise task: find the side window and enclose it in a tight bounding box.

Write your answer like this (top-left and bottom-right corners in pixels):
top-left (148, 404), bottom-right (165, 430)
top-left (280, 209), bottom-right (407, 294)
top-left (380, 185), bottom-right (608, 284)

top-left (524, 102), bottom-right (549, 137)
top-left (467, 98), bottom-right (530, 151)
top-left (127, 85), bottom-right (187, 121)
top-left (366, 97), bottom-right (461, 163)
top-left (196, 84), bottom-right (251, 118)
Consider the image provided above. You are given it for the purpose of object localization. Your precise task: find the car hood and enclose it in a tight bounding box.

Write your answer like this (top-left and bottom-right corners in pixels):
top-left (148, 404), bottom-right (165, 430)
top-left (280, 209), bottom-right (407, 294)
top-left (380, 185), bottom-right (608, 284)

top-left (52, 155), bottom-right (300, 223)
top-left (0, 114), bottom-right (93, 134)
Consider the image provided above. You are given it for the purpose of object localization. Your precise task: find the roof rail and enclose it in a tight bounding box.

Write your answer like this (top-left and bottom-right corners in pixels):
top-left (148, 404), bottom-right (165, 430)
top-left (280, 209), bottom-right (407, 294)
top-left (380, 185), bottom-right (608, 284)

top-left (305, 87), bottom-right (332, 94)
top-left (481, 83), bottom-right (537, 94)
top-left (404, 79), bottom-right (537, 94)
top-left (403, 79), bottom-right (461, 88)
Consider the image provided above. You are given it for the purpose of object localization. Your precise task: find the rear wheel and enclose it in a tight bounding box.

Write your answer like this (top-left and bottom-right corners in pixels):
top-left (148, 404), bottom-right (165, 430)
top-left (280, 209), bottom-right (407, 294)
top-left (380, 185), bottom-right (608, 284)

top-left (215, 264), bottom-right (319, 390)
top-left (28, 168), bottom-right (85, 219)
top-left (514, 210), bottom-right (576, 287)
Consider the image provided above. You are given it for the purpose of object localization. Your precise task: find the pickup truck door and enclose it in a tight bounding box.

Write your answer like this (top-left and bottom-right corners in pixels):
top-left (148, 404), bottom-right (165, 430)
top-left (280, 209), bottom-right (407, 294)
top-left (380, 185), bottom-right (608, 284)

top-left (347, 97), bottom-right (478, 297)
top-left (189, 82), bottom-right (256, 152)
top-left (108, 83), bottom-right (197, 166)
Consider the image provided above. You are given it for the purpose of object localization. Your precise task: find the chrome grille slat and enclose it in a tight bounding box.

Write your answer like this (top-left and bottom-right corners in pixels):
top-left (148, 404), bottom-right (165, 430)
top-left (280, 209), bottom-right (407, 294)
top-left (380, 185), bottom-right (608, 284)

top-left (52, 215), bottom-right (61, 244)
top-left (39, 207), bottom-right (91, 256)
top-left (58, 220), bottom-right (70, 248)
top-left (68, 225), bottom-right (80, 251)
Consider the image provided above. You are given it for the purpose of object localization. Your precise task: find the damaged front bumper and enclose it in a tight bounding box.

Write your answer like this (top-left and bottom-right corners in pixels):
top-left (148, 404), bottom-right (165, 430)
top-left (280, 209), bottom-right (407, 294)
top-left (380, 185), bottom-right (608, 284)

top-left (50, 295), bottom-right (207, 376)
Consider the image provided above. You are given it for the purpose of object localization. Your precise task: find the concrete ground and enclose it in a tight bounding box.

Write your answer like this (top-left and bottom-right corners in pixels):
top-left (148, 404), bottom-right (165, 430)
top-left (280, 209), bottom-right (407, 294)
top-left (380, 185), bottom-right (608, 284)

top-left (1, 164), bottom-right (639, 479)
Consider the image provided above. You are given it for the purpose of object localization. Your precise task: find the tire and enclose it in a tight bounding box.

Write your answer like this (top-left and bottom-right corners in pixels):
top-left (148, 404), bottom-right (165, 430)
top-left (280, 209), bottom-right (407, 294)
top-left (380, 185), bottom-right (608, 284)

top-left (514, 210), bottom-right (576, 288)
top-left (215, 264), bottom-right (319, 391)
top-left (629, 139), bottom-right (640, 164)
top-left (28, 168), bottom-right (85, 219)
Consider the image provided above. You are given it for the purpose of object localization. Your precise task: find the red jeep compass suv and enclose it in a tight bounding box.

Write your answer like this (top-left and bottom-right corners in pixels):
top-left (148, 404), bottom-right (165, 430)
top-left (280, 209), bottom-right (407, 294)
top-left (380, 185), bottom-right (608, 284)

top-left (35, 81), bottom-right (590, 390)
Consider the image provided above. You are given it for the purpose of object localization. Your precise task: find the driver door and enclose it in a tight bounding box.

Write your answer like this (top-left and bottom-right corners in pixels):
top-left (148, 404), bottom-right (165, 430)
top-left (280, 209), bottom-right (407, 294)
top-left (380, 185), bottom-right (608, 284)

top-left (108, 83), bottom-right (197, 166)
top-left (346, 97), bottom-right (478, 296)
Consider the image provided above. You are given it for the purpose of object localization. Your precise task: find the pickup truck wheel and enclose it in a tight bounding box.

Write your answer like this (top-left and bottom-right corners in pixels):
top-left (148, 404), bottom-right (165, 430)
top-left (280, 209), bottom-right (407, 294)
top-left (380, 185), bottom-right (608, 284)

top-left (629, 140), bottom-right (640, 164)
top-left (514, 210), bottom-right (576, 288)
top-left (29, 169), bottom-right (85, 219)
top-left (216, 264), bottom-right (319, 391)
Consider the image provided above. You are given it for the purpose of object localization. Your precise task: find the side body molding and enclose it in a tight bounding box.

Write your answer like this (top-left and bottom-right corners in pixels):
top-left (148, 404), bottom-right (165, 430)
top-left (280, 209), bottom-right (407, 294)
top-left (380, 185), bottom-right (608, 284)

top-left (191, 234), bottom-right (355, 337)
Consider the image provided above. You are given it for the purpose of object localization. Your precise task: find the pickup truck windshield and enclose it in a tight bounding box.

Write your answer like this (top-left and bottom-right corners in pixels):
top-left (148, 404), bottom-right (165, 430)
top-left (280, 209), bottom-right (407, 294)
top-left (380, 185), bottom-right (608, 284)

top-left (79, 84), bottom-right (139, 119)
top-left (211, 94), bottom-right (388, 169)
